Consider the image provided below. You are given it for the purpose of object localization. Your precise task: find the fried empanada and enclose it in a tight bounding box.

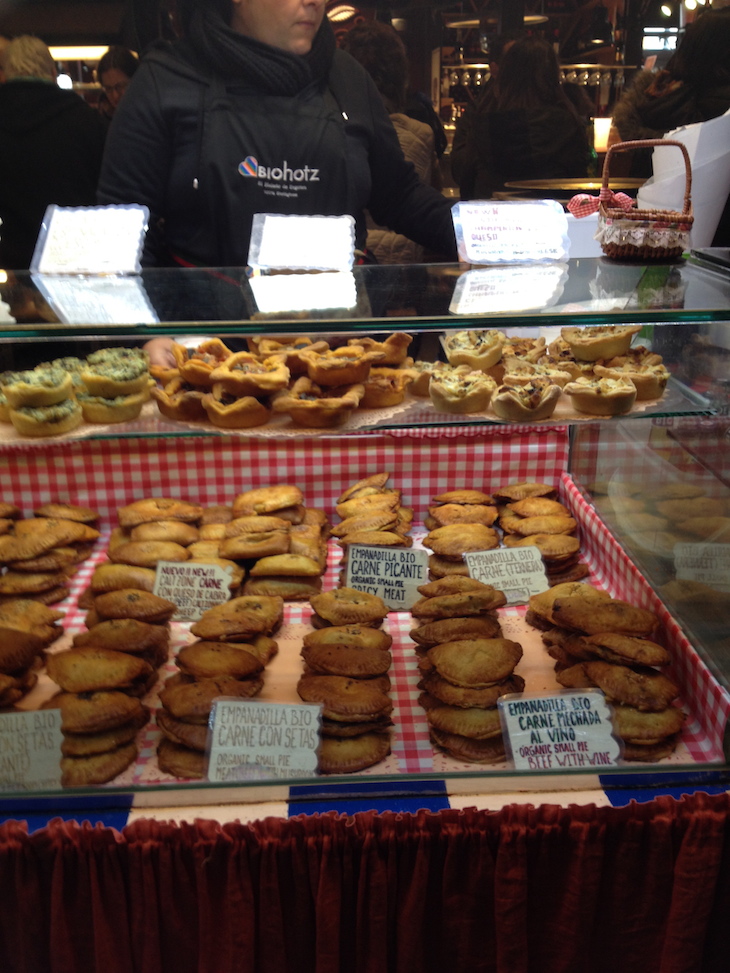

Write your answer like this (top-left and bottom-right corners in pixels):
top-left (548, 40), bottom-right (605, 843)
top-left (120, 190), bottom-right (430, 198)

top-left (611, 703), bottom-right (685, 744)
top-left (156, 738), bottom-right (206, 779)
top-left (550, 596), bottom-right (658, 637)
top-left (189, 595), bottom-right (283, 640)
top-left (159, 674), bottom-right (264, 723)
top-left (46, 647), bottom-right (153, 693)
top-left (420, 693), bottom-right (503, 740)
top-left (297, 674), bottom-right (393, 721)
top-left (61, 741), bottom-right (138, 787)
top-left (117, 498), bottom-right (204, 528)
top-left (426, 503), bottom-right (499, 528)
top-left (425, 638), bottom-right (522, 687)
top-left (92, 588), bottom-right (177, 623)
top-left (108, 540), bottom-right (190, 568)
top-left (411, 587), bottom-right (506, 619)
top-left (176, 640), bottom-right (263, 680)
top-left (422, 523), bottom-right (499, 556)
top-left (410, 614), bottom-right (502, 648)
top-left (429, 727), bottom-right (506, 763)
top-left (583, 661), bottom-right (678, 711)
top-left (317, 732), bottom-right (391, 774)
top-left (156, 710), bottom-right (209, 752)
top-left (129, 520), bottom-right (200, 546)
top-left (231, 485), bottom-right (304, 516)
top-left (72, 618), bottom-right (170, 655)
top-left (310, 587), bottom-right (389, 626)
top-left (420, 671), bottom-right (524, 708)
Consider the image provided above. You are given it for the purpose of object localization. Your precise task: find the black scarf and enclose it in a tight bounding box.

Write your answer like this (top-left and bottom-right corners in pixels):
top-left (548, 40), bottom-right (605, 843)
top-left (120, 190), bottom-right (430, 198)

top-left (186, 7), bottom-right (336, 95)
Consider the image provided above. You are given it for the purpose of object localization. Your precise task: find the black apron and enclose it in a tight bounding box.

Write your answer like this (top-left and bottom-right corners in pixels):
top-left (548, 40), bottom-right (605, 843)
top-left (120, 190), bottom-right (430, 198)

top-left (196, 79), bottom-right (351, 266)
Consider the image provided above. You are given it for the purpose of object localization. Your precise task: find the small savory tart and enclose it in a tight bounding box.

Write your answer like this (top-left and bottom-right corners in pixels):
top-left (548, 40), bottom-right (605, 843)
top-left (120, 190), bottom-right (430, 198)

top-left (409, 360), bottom-right (450, 397)
top-left (347, 332), bottom-right (413, 366)
top-left (201, 385), bottom-right (271, 429)
top-left (429, 365), bottom-right (496, 414)
top-left (150, 376), bottom-right (207, 422)
top-left (360, 366), bottom-right (418, 408)
top-left (500, 335), bottom-right (547, 363)
top-left (501, 358), bottom-right (573, 389)
top-left (492, 378), bottom-right (563, 422)
top-left (300, 345), bottom-right (386, 386)
top-left (604, 345), bottom-right (664, 368)
top-left (208, 352), bottom-right (290, 396)
top-left (272, 376), bottom-right (364, 428)
top-left (560, 325), bottom-right (642, 362)
top-left (81, 352), bottom-right (150, 398)
top-left (0, 366), bottom-right (74, 407)
top-left (563, 376), bottom-right (638, 416)
top-left (8, 398), bottom-right (83, 437)
top-left (593, 362), bottom-right (670, 401)
top-left (443, 329), bottom-right (507, 370)
top-left (171, 338), bottom-right (234, 387)
top-left (78, 388), bottom-right (148, 424)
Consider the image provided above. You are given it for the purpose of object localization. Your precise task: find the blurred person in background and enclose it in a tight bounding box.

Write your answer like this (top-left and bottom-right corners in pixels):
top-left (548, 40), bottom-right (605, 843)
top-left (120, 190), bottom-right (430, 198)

top-left (451, 35), bottom-right (590, 200)
top-left (610, 6), bottom-right (730, 244)
top-left (96, 45), bottom-right (139, 126)
top-left (0, 35), bottom-right (106, 269)
top-left (341, 20), bottom-right (440, 263)
top-left (0, 35), bottom-right (11, 83)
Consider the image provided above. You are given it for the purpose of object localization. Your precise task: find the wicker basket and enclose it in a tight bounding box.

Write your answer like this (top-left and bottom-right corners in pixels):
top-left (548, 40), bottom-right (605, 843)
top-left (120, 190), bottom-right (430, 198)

top-left (597, 139), bottom-right (693, 261)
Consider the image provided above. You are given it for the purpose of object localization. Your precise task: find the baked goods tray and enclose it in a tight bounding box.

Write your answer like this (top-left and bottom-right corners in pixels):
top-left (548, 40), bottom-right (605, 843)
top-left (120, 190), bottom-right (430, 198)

top-left (12, 473), bottom-right (728, 796)
top-left (0, 376), bottom-right (709, 445)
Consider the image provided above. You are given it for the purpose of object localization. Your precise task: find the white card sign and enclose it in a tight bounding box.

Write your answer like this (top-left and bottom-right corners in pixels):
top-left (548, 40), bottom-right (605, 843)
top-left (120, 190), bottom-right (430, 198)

top-left (0, 710), bottom-right (63, 791)
top-left (499, 690), bottom-right (622, 771)
top-left (674, 543), bottom-right (730, 591)
top-left (452, 200), bottom-right (569, 265)
top-left (248, 213), bottom-right (355, 271)
top-left (465, 546), bottom-right (548, 605)
top-left (208, 699), bottom-right (321, 781)
top-left (31, 204), bottom-right (149, 275)
top-left (345, 543), bottom-right (429, 610)
top-left (154, 561), bottom-right (234, 621)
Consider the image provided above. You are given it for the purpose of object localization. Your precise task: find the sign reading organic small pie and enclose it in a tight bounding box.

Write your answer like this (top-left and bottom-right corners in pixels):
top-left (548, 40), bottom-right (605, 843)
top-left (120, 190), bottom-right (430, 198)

top-left (207, 699), bottom-right (321, 782)
top-left (346, 543), bottom-right (429, 610)
top-left (499, 690), bottom-right (622, 771)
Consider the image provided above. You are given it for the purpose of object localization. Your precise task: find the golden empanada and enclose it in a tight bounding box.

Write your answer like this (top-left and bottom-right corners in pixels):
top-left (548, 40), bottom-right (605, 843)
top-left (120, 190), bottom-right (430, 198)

top-left (159, 675), bottom-right (264, 723)
top-left (426, 638), bottom-right (523, 687)
top-left (156, 710), bottom-right (209, 752)
top-left (583, 661), bottom-right (678, 712)
top-left (420, 693), bottom-right (503, 740)
top-left (422, 523), bottom-right (499, 556)
top-left (420, 671), bottom-right (524, 708)
top-left (61, 712), bottom-right (148, 757)
top-left (231, 485), bottom-right (304, 516)
top-left (55, 690), bottom-right (147, 733)
top-left (189, 595), bottom-right (283, 640)
top-left (90, 563), bottom-right (157, 593)
top-left (72, 618), bottom-right (170, 655)
top-left (297, 674), bottom-right (392, 721)
top-left (317, 733), bottom-right (391, 774)
top-left (46, 647), bottom-right (153, 693)
top-left (92, 588), bottom-right (177, 623)
top-left (411, 587), bottom-right (506, 619)
top-left (429, 727), bottom-right (506, 763)
top-left (130, 520), bottom-right (200, 546)
top-left (156, 738), bottom-right (206, 779)
top-left (242, 576), bottom-right (322, 600)
top-left (117, 497), bottom-right (204, 529)
top-left (309, 587), bottom-right (389, 626)
top-left (410, 614), bottom-right (502, 648)
top-left (61, 741), bottom-right (138, 787)
top-left (108, 540), bottom-right (190, 568)
top-left (176, 640), bottom-right (263, 680)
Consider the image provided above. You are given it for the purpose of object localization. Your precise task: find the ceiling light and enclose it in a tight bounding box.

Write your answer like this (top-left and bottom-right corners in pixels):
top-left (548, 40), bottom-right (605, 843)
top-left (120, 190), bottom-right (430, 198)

top-left (327, 4), bottom-right (357, 22)
top-left (684, 0), bottom-right (697, 9)
top-left (660, 4), bottom-right (673, 15)
top-left (444, 14), bottom-right (549, 28)
top-left (49, 46), bottom-right (109, 62)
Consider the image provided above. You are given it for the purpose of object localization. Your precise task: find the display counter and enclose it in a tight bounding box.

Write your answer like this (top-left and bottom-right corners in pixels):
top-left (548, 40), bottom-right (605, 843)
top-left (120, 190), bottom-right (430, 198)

top-left (0, 256), bottom-right (729, 807)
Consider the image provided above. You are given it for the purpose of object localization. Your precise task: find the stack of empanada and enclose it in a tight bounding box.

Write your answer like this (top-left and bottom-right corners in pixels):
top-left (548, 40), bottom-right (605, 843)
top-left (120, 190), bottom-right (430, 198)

top-left (43, 690), bottom-right (149, 787)
top-left (155, 595), bottom-right (282, 778)
top-left (0, 509), bottom-right (101, 605)
top-left (0, 598), bottom-right (64, 706)
top-left (331, 473), bottom-right (413, 582)
top-left (410, 577), bottom-right (518, 763)
top-left (298, 624), bottom-right (394, 773)
top-left (422, 489), bottom-right (499, 578)
top-left (527, 581), bottom-right (686, 761)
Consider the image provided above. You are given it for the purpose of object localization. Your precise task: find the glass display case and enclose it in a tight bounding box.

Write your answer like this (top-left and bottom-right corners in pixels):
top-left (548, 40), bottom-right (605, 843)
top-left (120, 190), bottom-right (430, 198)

top-left (0, 255), bottom-right (729, 804)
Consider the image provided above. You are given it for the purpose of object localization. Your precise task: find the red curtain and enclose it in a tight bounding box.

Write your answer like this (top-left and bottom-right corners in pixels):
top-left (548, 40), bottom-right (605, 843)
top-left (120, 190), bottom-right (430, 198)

top-left (1, 793), bottom-right (730, 973)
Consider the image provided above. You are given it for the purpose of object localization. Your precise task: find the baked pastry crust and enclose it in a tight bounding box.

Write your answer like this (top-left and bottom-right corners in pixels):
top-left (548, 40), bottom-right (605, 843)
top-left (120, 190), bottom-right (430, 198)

top-left (172, 338), bottom-right (233, 387)
top-left (310, 586), bottom-right (388, 626)
top-left (201, 385), bottom-right (271, 429)
top-left (423, 523), bottom-right (500, 556)
top-left (360, 366), bottom-right (418, 408)
top-left (81, 350), bottom-right (150, 398)
top-left (117, 497), bottom-right (204, 528)
top-left (79, 388), bottom-right (149, 425)
top-left (157, 738), bottom-right (206, 779)
top-left (272, 376), bottom-right (364, 428)
top-left (61, 741), bottom-right (138, 787)
top-left (108, 539), bottom-right (190, 567)
top-left (9, 399), bottom-right (83, 438)
top-left (1, 366), bottom-right (74, 408)
top-left (593, 363), bottom-right (670, 401)
top-left (492, 379), bottom-right (562, 422)
top-left (560, 325), bottom-right (642, 362)
top-left (208, 352), bottom-right (290, 396)
top-left (46, 646), bottom-right (153, 693)
top-left (300, 345), bottom-right (385, 386)
top-left (317, 733), bottom-right (391, 773)
top-left (151, 377), bottom-right (207, 422)
top-left (347, 332), bottom-right (413, 366)
top-left (429, 366), bottom-right (496, 415)
top-left (189, 595), bottom-right (283, 640)
top-left (444, 329), bottom-right (507, 370)
top-left (563, 376), bottom-right (637, 416)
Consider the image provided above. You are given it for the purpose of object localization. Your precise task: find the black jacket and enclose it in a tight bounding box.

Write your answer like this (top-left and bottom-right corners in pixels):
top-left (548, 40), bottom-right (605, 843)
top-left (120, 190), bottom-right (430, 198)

top-left (97, 36), bottom-right (457, 267)
top-left (452, 100), bottom-right (591, 200)
top-left (0, 80), bottom-right (107, 269)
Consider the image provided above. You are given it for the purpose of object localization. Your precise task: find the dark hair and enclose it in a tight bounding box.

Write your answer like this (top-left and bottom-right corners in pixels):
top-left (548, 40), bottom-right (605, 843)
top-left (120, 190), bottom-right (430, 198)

top-left (340, 21), bottom-right (408, 114)
top-left (97, 45), bottom-right (139, 80)
top-left (667, 8), bottom-right (730, 88)
top-left (495, 36), bottom-right (574, 114)
top-left (174, 0), bottom-right (233, 35)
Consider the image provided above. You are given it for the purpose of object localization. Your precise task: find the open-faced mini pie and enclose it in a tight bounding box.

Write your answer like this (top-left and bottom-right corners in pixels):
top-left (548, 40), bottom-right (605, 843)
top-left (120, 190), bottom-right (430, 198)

top-left (593, 362), bottom-right (670, 401)
top-left (563, 376), bottom-right (637, 416)
top-left (492, 378), bottom-right (563, 422)
top-left (171, 338), bottom-right (233, 387)
top-left (300, 345), bottom-right (385, 386)
top-left (151, 376), bottom-right (207, 422)
top-left (347, 332), bottom-right (413, 366)
top-left (80, 348), bottom-right (151, 397)
top-left (444, 329), bottom-right (507, 370)
top-left (272, 376), bottom-right (364, 428)
top-left (208, 352), bottom-right (290, 397)
top-left (201, 385), bottom-right (271, 429)
top-left (360, 366), bottom-right (418, 408)
top-left (560, 325), bottom-right (642, 362)
top-left (429, 365), bottom-right (496, 415)
top-left (0, 365), bottom-right (75, 408)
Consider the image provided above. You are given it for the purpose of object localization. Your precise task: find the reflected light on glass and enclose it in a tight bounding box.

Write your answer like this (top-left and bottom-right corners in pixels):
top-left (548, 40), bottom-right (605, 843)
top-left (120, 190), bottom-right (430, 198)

top-left (56, 74), bottom-right (73, 90)
top-left (327, 5), bottom-right (357, 22)
top-left (49, 46), bottom-right (108, 62)
top-left (660, 4), bottom-right (673, 16)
